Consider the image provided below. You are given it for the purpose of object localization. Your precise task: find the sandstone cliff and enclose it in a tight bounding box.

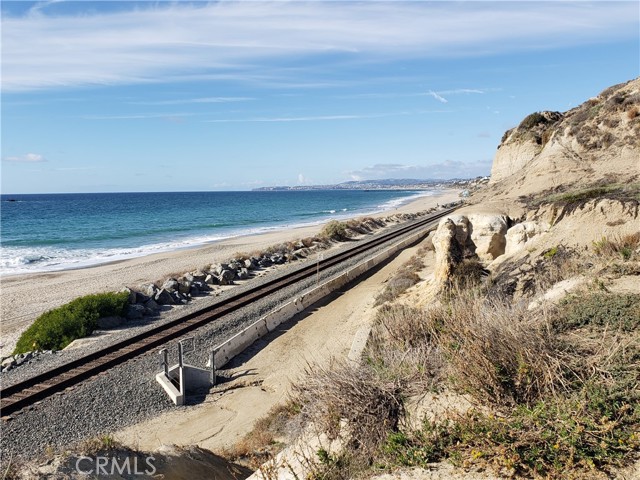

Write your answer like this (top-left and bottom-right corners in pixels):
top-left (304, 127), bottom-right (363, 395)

top-left (486, 77), bottom-right (639, 203)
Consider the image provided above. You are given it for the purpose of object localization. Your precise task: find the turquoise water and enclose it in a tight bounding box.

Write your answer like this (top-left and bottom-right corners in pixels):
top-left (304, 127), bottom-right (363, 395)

top-left (0, 190), bottom-right (434, 275)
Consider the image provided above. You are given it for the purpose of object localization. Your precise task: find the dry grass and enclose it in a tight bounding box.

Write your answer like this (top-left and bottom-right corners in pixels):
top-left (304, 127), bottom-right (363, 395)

top-left (592, 232), bottom-right (640, 261)
top-left (374, 256), bottom-right (424, 306)
top-left (219, 401), bottom-right (301, 469)
top-left (436, 290), bottom-right (574, 406)
top-left (627, 106), bottom-right (639, 120)
top-left (294, 360), bottom-right (406, 461)
top-left (366, 304), bottom-right (444, 389)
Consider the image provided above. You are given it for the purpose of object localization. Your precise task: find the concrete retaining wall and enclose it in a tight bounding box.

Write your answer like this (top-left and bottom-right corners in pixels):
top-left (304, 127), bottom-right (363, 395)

top-left (213, 227), bottom-right (431, 369)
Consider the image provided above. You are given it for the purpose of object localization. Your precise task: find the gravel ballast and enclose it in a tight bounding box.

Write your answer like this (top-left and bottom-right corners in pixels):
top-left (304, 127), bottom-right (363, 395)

top-left (0, 217), bottom-right (437, 464)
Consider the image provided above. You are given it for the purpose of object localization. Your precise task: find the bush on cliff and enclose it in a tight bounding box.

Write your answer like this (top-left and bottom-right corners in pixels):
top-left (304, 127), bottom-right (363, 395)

top-left (13, 292), bottom-right (129, 354)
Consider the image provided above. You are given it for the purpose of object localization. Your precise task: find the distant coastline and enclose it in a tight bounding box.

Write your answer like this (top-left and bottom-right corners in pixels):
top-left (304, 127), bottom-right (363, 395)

top-left (252, 177), bottom-right (487, 191)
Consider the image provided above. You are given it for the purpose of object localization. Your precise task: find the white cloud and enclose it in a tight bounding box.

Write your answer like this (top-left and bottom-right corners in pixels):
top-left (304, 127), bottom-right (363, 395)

top-left (83, 113), bottom-right (195, 120)
top-left (347, 160), bottom-right (493, 180)
top-left (204, 112), bottom-right (414, 123)
top-left (2, 153), bottom-right (46, 163)
top-left (2, 2), bottom-right (637, 91)
top-left (428, 90), bottom-right (449, 104)
top-left (131, 97), bottom-right (254, 106)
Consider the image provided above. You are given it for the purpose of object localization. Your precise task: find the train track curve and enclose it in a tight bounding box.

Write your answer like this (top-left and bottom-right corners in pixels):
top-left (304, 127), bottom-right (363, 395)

top-left (0, 207), bottom-right (456, 417)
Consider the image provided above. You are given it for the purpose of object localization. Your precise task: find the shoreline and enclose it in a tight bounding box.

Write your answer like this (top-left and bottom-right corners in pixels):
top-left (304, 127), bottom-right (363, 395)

top-left (0, 189), bottom-right (437, 278)
top-left (0, 189), bottom-right (460, 357)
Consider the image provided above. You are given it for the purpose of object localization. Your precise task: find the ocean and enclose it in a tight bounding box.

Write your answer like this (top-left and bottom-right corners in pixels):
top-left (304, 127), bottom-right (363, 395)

top-left (0, 190), bottom-right (434, 276)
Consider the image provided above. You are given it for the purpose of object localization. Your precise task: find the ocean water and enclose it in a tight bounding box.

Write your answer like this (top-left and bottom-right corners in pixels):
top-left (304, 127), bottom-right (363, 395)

top-left (0, 190), bottom-right (434, 275)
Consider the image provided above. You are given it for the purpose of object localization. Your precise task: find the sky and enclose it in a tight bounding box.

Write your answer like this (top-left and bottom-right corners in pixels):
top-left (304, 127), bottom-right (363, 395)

top-left (1, 1), bottom-right (638, 193)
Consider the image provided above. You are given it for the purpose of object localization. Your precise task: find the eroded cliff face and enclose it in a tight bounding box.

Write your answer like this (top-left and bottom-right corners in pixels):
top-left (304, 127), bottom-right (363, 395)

top-left (486, 78), bottom-right (640, 199)
top-left (433, 78), bottom-right (640, 290)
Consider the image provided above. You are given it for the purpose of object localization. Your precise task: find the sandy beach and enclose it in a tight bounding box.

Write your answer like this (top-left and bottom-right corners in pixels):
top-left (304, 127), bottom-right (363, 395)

top-left (0, 189), bottom-right (460, 357)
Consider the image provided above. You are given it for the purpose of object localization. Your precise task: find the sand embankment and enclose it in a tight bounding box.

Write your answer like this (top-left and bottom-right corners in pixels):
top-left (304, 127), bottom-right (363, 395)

top-left (0, 189), bottom-right (460, 357)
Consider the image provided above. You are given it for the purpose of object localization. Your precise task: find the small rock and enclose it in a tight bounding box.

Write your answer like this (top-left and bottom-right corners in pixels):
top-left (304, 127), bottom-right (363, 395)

top-left (1, 357), bottom-right (15, 368)
top-left (125, 304), bottom-right (145, 320)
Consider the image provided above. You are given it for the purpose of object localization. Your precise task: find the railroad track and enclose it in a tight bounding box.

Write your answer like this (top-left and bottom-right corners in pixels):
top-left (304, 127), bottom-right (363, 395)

top-left (0, 207), bottom-right (456, 417)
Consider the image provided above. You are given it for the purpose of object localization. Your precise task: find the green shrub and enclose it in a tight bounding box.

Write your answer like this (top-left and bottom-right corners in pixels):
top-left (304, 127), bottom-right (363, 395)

top-left (592, 232), bottom-right (640, 261)
top-left (518, 112), bottom-right (547, 130)
top-left (383, 380), bottom-right (639, 478)
top-left (556, 293), bottom-right (640, 332)
top-left (449, 259), bottom-right (486, 289)
top-left (13, 292), bottom-right (129, 354)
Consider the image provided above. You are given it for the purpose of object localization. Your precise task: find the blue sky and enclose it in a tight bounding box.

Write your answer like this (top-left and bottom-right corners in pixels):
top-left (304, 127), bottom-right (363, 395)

top-left (1, 1), bottom-right (638, 193)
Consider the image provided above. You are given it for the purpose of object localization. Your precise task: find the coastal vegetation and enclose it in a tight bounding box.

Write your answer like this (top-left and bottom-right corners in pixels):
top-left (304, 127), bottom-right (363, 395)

top-left (320, 220), bottom-right (349, 241)
top-left (13, 292), bottom-right (129, 354)
top-left (289, 267), bottom-right (640, 479)
top-left (374, 254), bottom-right (424, 305)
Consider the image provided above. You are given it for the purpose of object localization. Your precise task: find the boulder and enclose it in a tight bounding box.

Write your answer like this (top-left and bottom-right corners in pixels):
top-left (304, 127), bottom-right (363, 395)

top-left (120, 287), bottom-right (137, 304)
top-left (125, 304), bottom-right (146, 320)
top-left (144, 298), bottom-right (160, 312)
top-left (467, 214), bottom-right (509, 261)
top-left (139, 283), bottom-right (158, 299)
top-left (178, 278), bottom-right (192, 295)
top-left (505, 221), bottom-right (550, 256)
top-left (183, 273), bottom-right (195, 283)
top-left (134, 291), bottom-right (150, 304)
top-left (217, 269), bottom-right (235, 285)
top-left (97, 316), bottom-right (124, 329)
top-left (270, 254), bottom-right (285, 264)
top-left (258, 257), bottom-right (272, 267)
top-left (228, 262), bottom-right (243, 272)
top-left (172, 291), bottom-right (189, 304)
top-left (191, 271), bottom-right (207, 282)
top-left (433, 219), bottom-right (464, 285)
top-left (446, 215), bottom-right (472, 246)
top-left (204, 274), bottom-right (217, 285)
top-left (244, 258), bottom-right (257, 270)
top-left (162, 278), bottom-right (180, 292)
top-left (292, 248), bottom-right (309, 259)
top-left (192, 280), bottom-right (209, 292)
top-left (236, 268), bottom-right (251, 280)
top-left (155, 288), bottom-right (177, 305)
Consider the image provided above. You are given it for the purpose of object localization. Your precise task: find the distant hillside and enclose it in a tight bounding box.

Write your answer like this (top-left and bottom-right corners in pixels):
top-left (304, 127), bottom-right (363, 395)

top-left (253, 177), bottom-right (487, 191)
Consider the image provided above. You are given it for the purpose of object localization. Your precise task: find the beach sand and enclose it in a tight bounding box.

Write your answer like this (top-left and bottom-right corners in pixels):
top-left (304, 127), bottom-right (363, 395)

top-left (0, 189), bottom-right (460, 357)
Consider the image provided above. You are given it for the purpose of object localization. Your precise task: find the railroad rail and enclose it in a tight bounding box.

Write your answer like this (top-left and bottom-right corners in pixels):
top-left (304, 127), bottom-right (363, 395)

top-left (0, 207), bottom-right (456, 416)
